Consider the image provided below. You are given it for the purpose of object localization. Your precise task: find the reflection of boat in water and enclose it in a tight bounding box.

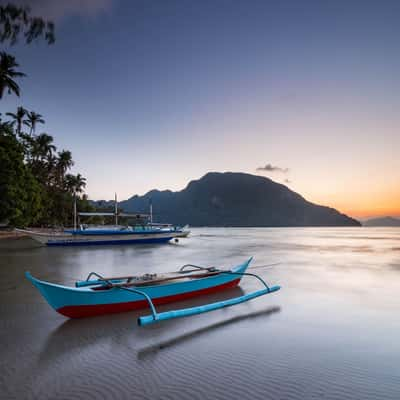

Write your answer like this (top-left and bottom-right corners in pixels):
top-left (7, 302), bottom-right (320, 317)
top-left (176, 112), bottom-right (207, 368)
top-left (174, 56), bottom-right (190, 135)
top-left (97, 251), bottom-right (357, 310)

top-left (26, 257), bottom-right (280, 325)
top-left (138, 306), bottom-right (281, 358)
top-left (16, 195), bottom-right (190, 246)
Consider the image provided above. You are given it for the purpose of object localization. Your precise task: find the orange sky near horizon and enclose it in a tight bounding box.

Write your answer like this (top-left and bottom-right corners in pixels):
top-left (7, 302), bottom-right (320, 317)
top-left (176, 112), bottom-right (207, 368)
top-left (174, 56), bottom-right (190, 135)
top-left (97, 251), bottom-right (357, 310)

top-left (249, 177), bottom-right (399, 220)
top-left (285, 172), bottom-right (400, 219)
top-left (301, 174), bottom-right (399, 219)
top-left (332, 187), bottom-right (400, 219)
top-left (314, 197), bottom-right (400, 220)
top-left (278, 171), bottom-right (400, 220)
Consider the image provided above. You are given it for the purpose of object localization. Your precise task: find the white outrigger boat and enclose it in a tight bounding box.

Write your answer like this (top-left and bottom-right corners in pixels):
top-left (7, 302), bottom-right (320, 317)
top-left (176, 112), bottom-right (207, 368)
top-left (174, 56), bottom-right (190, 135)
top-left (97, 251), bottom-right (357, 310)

top-left (17, 195), bottom-right (190, 246)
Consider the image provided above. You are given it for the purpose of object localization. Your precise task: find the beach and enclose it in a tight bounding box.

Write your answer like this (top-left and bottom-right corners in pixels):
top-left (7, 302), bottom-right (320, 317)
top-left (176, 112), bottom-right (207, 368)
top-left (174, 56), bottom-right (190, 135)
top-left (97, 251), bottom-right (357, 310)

top-left (1, 227), bottom-right (400, 399)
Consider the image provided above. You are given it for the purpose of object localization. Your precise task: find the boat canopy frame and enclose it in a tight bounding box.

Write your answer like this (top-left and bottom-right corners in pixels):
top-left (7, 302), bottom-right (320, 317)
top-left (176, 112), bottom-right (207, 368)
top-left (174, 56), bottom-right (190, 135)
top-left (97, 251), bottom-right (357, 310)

top-left (78, 212), bottom-right (150, 218)
top-left (73, 192), bottom-right (151, 230)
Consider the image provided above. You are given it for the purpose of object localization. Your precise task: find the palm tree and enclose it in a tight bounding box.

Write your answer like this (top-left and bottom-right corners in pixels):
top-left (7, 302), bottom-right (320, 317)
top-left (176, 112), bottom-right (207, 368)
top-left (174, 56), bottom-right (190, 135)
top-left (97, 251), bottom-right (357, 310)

top-left (0, 113), bottom-right (14, 131)
top-left (75, 174), bottom-right (86, 194)
top-left (65, 173), bottom-right (86, 195)
top-left (56, 150), bottom-right (74, 185)
top-left (0, 52), bottom-right (26, 99)
top-left (6, 106), bottom-right (27, 135)
top-left (24, 111), bottom-right (45, 136)
top-left (57, 150), bottom-right (74, 174)
top-left (28, 133), bottom-right (56, 184)
top-left (31, 133), bottom-right (56, 162)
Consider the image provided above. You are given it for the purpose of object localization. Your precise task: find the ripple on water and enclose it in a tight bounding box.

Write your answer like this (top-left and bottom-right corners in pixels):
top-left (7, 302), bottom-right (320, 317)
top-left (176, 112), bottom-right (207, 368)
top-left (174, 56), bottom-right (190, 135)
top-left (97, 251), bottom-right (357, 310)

top-left (1, 227), bottom-right (400, 399)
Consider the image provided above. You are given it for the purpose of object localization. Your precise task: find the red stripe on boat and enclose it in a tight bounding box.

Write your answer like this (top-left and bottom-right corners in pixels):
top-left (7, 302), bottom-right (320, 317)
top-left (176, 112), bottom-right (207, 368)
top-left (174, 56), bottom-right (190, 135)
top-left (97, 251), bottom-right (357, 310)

top-left (57, 278), bottom-right (241, 318)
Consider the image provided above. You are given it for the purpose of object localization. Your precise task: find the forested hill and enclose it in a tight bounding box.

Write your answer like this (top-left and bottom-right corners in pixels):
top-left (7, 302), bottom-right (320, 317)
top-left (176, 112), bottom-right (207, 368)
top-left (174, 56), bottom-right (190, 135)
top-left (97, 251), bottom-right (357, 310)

top-left (94, 172), bottom-right (360, 227)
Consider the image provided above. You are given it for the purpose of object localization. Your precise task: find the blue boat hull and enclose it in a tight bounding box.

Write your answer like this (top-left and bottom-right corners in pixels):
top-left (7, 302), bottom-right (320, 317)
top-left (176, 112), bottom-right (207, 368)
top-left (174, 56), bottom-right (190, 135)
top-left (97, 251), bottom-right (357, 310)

top-left (46, 236), bottom-right (173, 246)
top-left (26, 259), bottom-right (253, 318)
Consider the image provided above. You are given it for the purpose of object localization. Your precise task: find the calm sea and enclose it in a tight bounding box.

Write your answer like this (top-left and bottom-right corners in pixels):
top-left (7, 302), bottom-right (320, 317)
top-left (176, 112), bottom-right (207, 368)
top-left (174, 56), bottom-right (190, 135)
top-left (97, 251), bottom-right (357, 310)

top-left (1, 227), bottom-right (399, 399)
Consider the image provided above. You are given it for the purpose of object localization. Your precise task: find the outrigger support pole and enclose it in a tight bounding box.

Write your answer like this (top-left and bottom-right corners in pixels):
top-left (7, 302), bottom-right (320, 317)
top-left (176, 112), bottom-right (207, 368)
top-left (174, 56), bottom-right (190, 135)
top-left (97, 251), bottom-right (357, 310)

top-left (115, 193), bottom-right (118, 226)
top-left (138, 269), bottom-right (280, 326)
top-left (73, 194), bottom-right (77, 231)
top-left (119, 286), bottom-right (158, 319)
top-left (80, 271), bottom-right (159, 320)
top-left (179, 265), bottom-right (271, 290)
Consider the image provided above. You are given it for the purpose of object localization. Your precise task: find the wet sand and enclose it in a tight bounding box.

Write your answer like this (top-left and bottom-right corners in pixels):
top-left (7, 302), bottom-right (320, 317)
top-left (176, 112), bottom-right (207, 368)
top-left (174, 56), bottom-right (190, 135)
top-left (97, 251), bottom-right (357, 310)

top-left (1, 228), bottom-right (400, 399)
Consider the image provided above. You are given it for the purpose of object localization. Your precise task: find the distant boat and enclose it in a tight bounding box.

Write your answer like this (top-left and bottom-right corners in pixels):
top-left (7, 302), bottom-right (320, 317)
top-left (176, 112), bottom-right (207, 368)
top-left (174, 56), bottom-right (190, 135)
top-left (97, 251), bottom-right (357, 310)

top-left (16, 226), bottom-right (187, 246)
top-left (25, 257), bottom-right (281, 325)
top-left (17, 194), bottom-right (190, 246)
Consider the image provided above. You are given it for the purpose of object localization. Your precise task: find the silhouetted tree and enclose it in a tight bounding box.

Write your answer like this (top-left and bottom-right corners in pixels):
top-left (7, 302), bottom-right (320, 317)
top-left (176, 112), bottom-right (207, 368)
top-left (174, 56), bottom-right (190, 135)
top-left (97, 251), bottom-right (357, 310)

top-left (0, 4), bottom-right (55, 45)
top-left (0, 4), bottom-right (55, 100)
top-left (0, 52), bottom-right (25, 98)
top-left (24, 111), bottom-right (45, 135)
top-left (56, 150), bottom-right (74, 186)
top-left (0, 4), bottom-right (91, 227)
top-left (6, 106), bottom-right (27, 135)
top-left (30, 133), bottom-right (55, 162)
top-left (65, 173), bottom-right (87, 195)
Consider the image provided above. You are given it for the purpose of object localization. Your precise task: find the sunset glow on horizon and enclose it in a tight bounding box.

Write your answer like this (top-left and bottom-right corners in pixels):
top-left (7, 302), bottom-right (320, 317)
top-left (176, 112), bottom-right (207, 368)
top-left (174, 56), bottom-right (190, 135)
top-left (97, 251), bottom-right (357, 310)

top-left (3, 0), bottom-right (399, 220)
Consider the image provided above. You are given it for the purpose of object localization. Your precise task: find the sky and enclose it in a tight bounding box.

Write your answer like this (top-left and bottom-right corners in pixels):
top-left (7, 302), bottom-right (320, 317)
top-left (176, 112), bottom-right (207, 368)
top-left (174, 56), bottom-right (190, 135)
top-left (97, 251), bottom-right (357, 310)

top-left (1, 0), bottom-right (399, 219)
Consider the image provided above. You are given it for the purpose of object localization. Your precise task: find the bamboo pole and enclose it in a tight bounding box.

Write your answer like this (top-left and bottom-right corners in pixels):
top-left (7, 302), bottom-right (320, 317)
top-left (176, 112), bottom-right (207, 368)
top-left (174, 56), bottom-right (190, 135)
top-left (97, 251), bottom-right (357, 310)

top-left (92, 271), bottom-right (221, 289)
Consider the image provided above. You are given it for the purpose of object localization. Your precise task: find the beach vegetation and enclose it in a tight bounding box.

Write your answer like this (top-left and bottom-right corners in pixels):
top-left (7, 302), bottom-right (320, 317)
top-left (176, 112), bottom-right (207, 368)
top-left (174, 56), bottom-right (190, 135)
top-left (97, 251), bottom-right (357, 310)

top-left (0, 3), bottom-right (90, 227)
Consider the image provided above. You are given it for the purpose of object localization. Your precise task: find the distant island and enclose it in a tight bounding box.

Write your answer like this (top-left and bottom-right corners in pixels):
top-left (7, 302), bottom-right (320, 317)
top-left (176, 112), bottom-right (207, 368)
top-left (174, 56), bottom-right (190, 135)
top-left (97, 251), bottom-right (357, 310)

top-left (93, 172), bottom-right (360, 227)
top-left (363, 216), bottom-right (400, 227)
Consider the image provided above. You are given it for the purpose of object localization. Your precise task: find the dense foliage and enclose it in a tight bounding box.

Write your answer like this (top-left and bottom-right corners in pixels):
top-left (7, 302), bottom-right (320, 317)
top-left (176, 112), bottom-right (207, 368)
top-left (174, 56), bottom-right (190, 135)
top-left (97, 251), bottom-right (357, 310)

top-left (0, 114), bottom-right (90, 227)
top-left (0, 125), bottom-right (41, 226)
top-left (0, 3), bottom-right (89, 227)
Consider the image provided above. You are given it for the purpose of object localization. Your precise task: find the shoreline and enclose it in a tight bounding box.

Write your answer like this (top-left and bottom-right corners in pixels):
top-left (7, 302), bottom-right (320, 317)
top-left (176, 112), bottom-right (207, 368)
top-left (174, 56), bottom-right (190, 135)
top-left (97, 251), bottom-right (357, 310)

top-left (0, 231), bottom-right (27, 240)
top-left (0, 228), bottom-right (65, 240)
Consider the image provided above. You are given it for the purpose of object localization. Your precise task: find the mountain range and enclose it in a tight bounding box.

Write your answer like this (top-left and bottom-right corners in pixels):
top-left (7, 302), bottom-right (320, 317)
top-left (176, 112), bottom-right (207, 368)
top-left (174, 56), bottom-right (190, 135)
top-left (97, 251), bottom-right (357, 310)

top-left (93, 172), bottom-right (360, 227)
top-left (363, 216), bottom-right (400, 227)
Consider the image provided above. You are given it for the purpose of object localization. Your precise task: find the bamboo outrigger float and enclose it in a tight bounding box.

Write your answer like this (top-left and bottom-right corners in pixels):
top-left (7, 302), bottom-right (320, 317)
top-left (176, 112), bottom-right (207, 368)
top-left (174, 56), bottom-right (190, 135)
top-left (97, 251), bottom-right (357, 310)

top-left (26, 258), bottom-right (280, 326)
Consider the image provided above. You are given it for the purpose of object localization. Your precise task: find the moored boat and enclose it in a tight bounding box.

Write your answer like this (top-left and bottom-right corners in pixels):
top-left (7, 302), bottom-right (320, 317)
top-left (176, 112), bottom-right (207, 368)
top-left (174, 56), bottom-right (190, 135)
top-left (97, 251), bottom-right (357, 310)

top-left (16, 227), bottom-right (182, 246)
top-left (25, 257), bottom-right (280, 325)
top-left (16, 195), bottom-right (190, 246)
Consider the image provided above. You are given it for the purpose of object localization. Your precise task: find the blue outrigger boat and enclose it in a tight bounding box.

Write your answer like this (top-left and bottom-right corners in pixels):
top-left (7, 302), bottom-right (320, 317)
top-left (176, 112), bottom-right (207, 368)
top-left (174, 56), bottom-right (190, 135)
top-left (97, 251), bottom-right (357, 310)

top-left (26, 258), bottom-right (280, 326)
top-left (17, 224), bottom-right (188, 246)
top-left (17, 198), bottom-right (189, 246)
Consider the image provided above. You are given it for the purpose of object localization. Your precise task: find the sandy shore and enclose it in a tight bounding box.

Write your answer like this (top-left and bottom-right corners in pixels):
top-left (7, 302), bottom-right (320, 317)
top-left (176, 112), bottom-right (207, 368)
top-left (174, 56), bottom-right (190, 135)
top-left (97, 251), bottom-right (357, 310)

top-left (0, 228), bottom-right (64, 240)
top-left (0, 230), bottom-right (42, 249)
top-left (0, 230), bottom-right (27, 239)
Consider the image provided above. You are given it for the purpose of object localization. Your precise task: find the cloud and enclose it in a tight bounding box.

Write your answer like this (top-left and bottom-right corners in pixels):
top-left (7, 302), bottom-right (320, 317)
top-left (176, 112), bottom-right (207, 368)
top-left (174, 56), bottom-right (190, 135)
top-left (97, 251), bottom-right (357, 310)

top-left (1, 0), bottom-right (114, 20)
top-left (256, 163), bottom-right (289, 173)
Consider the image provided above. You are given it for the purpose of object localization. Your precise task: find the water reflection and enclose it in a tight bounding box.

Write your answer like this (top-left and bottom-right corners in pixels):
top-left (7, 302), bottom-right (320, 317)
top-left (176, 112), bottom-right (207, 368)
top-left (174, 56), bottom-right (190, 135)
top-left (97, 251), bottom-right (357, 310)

top-left (138, 306), bottom-right (281, 359)
top-left (36, 286), bottom-right (254, 365)
top-left (1, 227), bottom-right (400, 400)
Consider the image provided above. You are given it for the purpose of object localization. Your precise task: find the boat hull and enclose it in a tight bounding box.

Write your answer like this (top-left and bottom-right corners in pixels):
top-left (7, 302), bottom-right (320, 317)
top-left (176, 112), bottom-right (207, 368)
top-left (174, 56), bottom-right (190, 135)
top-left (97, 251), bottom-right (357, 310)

top-left (17, 229), bottom-right (180, 246)
top-left (58, 279), bottom-right (240, 318)
top-left (26, 259), bottom-right (252, 318)
top-left (47, 235), bottom-right (174, 246)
